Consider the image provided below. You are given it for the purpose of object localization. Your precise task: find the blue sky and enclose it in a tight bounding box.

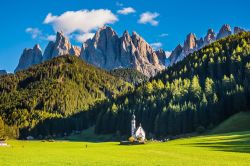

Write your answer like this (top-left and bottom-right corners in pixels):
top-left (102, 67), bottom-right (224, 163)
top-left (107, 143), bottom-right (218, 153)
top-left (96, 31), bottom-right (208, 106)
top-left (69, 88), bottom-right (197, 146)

top-left (0, 0), bottom-right (249, 72)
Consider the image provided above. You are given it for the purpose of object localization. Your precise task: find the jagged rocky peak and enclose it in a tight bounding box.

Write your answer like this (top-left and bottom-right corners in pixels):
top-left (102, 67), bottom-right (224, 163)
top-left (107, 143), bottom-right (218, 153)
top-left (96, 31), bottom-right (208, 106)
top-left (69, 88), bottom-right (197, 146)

top-left (92, 26), bottom-right (119, 48)
top-left (72, 46), bottom-right (81, 57)
top-left (183, 33), bottom-right (198, 55)
top-left (43, 31), bottom-right (81, 61)
top-left (81, 26), bottom-right (120, 70)
top-left (155, 49), bottom-right (168, 66)
top-left (217, 24), bottom-right (232, 40)
top-left (15, 44), bottom-right (43, 72)
top-left (80, 26), bottom-right (164, 77)
top-left (197, 37), bottom-right (204, 49)
top-left (204, 29), bottom-right (216, 45)
top-left (169, 44), bottom-right (183, 65)
top-left (168, 24), bottom-right (246, 66)
top-left (0, 70), bottom-right (7, 75)
top-left (234, 27), bottom-right (246, 34)
top-left (122, 30), bottom-right (130, 38)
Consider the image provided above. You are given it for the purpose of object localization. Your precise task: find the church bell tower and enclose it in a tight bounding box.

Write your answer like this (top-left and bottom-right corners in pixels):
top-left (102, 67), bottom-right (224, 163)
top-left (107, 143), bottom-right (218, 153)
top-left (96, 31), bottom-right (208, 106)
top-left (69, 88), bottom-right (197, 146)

top-left (131, 113), bottom-right (136, 137)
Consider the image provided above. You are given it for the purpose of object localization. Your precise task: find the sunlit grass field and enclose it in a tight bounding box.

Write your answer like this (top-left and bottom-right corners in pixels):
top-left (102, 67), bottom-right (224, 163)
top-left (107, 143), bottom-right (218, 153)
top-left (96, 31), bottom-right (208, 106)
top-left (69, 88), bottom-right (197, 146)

top-left (0, 131), bottom-right (250, 166)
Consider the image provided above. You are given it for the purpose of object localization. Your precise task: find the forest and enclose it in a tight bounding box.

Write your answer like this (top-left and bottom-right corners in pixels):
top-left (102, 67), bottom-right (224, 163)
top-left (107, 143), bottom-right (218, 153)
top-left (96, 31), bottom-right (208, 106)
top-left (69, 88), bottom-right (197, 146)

top-left (1, 32), bottom-right (250, 139)
top-left (0, 56), bottom-right (132, 138)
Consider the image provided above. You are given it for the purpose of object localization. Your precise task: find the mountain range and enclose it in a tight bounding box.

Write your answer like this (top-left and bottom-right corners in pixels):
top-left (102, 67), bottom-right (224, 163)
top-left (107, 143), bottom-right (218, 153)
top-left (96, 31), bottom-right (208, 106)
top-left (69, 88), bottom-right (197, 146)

top-left (1, 27), bottom-right (250, 138)
top-left (15, 27), bottom-right (167, 77)
top-left (169, 24), bottom-right (246, 65)
top-left (14, 24), bottom-right (247, 77)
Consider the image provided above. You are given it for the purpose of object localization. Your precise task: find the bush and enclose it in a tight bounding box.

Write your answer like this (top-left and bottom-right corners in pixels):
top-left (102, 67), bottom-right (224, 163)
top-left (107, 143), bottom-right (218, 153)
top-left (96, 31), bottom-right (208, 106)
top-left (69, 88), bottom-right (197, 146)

top-left (128, 136), bottom-right (135, 142)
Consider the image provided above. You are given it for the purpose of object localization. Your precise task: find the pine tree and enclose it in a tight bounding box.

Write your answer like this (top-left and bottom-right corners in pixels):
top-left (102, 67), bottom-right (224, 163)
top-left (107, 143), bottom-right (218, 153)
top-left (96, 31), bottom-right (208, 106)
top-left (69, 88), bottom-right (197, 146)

top-left (189, 75), bottom-right (202, 101)
top-left (0, 117), bottom-right (4, 138)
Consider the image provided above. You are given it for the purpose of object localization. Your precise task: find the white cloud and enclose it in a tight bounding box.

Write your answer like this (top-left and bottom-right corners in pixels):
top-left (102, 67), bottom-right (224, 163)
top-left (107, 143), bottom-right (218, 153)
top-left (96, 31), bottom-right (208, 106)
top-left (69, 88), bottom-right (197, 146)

top-left (25, 27), bottom-right (42, 39)
top-left (25, 27), bottom-right (56, 41)
top-left (150, 42), bottom-right (162, 50)
top-left (165, 51), bottom-right (171, 58)
top-left (160, 33), bottom-right (168, 37)
top-left (46, 35), bottom-right (56, 41)
top-left (138, 12), bottom-right (159, 26)
top-left (43, 9), bottom-right (118, 35)
top-left (117, 7), bottom-right (136, 15)
top-left (75, 33), bottom-right (95, 43)
top-left (43, 13), bottom-right (57, 24)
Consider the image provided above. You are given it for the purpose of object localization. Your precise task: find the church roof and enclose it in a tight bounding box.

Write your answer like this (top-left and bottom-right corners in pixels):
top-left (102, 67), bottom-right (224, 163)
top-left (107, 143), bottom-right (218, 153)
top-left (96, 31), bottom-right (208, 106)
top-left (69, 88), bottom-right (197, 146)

top-left (135, 124), bottom-right (145, 134)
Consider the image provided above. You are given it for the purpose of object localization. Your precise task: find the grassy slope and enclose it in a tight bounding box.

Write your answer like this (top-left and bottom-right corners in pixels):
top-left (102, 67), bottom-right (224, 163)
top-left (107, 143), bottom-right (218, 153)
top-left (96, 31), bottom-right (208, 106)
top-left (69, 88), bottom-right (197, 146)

top-left (1, 131), bottom-right (250, 166)
top-left (212, 112), bottom-right (250, 134)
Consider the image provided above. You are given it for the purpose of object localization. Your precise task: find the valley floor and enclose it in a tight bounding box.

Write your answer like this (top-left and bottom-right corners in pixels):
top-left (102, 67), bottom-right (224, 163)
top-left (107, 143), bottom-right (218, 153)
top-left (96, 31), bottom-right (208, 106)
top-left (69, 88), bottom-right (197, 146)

top-left (0, 131), bottom-right (250, 166)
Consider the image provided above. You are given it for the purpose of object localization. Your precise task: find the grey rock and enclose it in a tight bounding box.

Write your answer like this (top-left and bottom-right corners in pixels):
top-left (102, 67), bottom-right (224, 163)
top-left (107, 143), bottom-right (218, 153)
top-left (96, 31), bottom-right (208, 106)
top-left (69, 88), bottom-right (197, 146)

top-left (80, 26), bottom-right (164, 77)
top-left (155, 49), bottom-right (168, 66)
top-left (169, 44), bottom-right (183, 65)
top-left (234, 27), bottom-right (246, 34)
top-left (197, 37), bottom-right (204, 49)
top-left (183, 33), bottom-right (197, 55)
top-left (169, 24), bottom-right (239, 66)
top-left (15, 44), bottom-right (43, 72)
top-left (217, 24), bottom-right (232, 40)
top-left (204, 29), bottom-right (216, 45)
top-left (43, 32), bottom-right (80, 61)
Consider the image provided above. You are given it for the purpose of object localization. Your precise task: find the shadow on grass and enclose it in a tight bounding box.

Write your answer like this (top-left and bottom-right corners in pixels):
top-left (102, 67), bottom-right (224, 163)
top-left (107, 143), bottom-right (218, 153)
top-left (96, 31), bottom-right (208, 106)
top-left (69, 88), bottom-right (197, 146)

top-left (186, 132), bottom-right (250, 153)
top-left (54, 127), bottom-right (126, 143)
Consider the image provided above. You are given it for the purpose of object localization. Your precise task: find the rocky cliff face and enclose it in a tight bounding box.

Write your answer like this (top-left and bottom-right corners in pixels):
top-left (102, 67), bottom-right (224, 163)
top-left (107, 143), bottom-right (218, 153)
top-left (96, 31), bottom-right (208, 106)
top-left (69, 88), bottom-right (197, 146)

top-left (169, 44), bottom-right (183, 65)
top-left (216, 24), bottom-right (232, 40)
top-left (169, 24), bottom-right (246, 65)
top-left (0, 70), bottom-right (7, 75)
top-left (15, 32), bottom-right (81, 73)
top-left (15, 24), bottom-right (247, 75)
top-left (234, 27), bottom-right (246, 34)
top-left (155, 49), bottom-right (168, 66)
top-left (15, 44), bottom-right (43, 72)
top-left (183, 33), bottom-right (198, 55)
top-left (43, 32), bottom-right (80, 61)
top-left (204, 29), bottom-right (216, 45)
top-left (80, 26), bottom-right (165, 77)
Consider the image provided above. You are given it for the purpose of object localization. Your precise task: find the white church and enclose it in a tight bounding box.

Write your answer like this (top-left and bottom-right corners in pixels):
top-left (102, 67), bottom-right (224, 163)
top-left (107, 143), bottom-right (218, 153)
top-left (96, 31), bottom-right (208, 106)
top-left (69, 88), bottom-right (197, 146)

top-left (131, 113), bottom-right (146, 141)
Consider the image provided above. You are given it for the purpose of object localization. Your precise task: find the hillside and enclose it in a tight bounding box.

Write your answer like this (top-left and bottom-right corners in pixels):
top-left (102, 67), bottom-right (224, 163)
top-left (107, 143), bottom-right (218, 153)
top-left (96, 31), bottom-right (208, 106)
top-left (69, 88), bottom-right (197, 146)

top-left (110, 68), bottom-right (149, 85)
top-left (0, 55), bottom-right (132, 137)
top-left (25, 32), bottom-right (250, 139)
top-left (212, 112), bottom-right (250, 134)
top-left (92, 32), bottom-right (250, 136)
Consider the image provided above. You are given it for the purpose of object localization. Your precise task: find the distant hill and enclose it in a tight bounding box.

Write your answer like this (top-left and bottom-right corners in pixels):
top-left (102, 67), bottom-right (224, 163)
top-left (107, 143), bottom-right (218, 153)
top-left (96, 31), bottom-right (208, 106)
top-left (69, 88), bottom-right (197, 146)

top-left (211, 112), bottom-right (250, 134)
top-left (0, 55), bottom-right (132, 136)
top-left (110, 68), bottom-right (149, 85)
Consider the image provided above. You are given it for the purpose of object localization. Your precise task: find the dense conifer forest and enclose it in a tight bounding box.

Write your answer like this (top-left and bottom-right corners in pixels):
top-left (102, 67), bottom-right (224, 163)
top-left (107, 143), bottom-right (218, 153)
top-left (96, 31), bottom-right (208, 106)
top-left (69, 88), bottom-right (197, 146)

top-left (0, 56), bottom-right (132, 138)
top-left (1, 32), bottom-right (250, 139)
top-left (94, 32), bottom-right (250, 137)
top-left (110, 68), bottom-right (149, 85)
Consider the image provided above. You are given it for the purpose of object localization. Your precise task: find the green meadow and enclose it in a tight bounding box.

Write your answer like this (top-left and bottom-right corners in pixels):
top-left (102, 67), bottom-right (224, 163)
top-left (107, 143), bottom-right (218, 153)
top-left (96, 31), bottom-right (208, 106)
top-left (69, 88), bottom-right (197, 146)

top-left (1, 131), bottom-right (250, 166)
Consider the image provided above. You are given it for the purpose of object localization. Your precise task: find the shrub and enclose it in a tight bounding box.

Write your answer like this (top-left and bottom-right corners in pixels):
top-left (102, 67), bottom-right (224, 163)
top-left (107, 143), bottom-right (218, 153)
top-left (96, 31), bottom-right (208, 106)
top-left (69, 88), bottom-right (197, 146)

top-left (128, 136), bottom-right (135, 142)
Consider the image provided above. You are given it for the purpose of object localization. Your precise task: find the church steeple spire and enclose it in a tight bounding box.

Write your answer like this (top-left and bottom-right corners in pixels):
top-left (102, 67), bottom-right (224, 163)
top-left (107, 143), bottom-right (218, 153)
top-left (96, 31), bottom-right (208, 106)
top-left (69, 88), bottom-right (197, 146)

top-left (131, 113), bottom-right (136, 137)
